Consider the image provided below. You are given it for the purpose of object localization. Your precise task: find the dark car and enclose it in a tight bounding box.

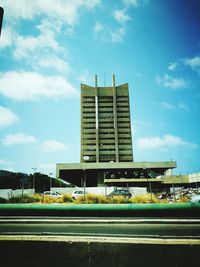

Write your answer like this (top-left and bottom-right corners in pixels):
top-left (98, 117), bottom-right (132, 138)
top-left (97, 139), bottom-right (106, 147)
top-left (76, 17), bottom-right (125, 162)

top-left (108, 189), bottom-right (132, 198)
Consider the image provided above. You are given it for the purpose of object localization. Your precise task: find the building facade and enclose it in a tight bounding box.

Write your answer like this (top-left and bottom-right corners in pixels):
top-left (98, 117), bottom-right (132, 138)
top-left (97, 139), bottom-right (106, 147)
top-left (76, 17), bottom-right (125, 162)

top-left (81, 75), bottom-right (133, 163)
top-left (56, 75), bottom-right (176, 188)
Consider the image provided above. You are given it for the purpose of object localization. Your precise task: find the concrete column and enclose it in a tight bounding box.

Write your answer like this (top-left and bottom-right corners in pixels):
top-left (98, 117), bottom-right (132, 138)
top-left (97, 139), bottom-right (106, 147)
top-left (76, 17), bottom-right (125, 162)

top-left (112, 74), bottom-right (119, 162)
top-left (95, 75), bottom-right (99, 162)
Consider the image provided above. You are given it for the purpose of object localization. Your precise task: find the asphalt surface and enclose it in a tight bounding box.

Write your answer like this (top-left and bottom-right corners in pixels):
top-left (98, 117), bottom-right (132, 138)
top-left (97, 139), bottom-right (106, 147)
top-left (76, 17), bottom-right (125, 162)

top-left (0, 217), bottom-right (200, 238)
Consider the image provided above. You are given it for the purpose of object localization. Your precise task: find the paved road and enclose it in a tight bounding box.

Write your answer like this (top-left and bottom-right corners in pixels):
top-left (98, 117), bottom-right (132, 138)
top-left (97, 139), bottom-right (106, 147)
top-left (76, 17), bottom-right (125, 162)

top-left (0, 217), bottom-right (200, 238)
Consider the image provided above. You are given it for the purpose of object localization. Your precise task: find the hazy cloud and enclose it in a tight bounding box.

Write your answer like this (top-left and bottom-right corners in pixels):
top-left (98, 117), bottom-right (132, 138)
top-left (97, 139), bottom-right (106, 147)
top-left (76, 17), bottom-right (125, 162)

top-left (113, 9), bottom-right (131, 24)
top-left (78, 70), bottom-right (94, 84)
top-left (37, 56), bottom-right (71, 73)
top-left (184, 55), bottom-right (200, 75)
top-left (2, 132), bottom-right (37, 145)
top-left (42, 140), bottom-right (68, 152)
top-left (168, 62), bottom-right (177, 71)
top-left (38, 163), bottom-right (56, 175)
top-left (0, 159), bottom-right (13, 166)
top-left (136, 134), bottom-right (198, 150)
top-left (110, 27), bottom-right (126, 43)
top-left (161, 102), bottom-right (189, 112)
top-left (161, 102), bottom-right (175, 110)
top-left (123, 0), bottom-right (139, 7)
top-left (94, 21), bottom-right (126, 43)
top-left (156, 74), bottom-right (187, 89)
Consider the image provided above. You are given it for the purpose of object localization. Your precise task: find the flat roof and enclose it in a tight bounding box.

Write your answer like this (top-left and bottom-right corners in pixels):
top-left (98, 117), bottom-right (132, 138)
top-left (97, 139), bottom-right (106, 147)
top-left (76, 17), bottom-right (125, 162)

top-left (57, 161), bottom-right (176, 171)
top-left (104, 178), bottom-right (163, 183)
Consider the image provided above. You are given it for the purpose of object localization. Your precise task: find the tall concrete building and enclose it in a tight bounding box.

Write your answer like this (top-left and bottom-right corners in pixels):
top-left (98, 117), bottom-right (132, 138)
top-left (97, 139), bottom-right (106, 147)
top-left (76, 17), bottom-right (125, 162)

top-left (56, 75), bottom-right (176, 188)
top-left (81, 75), bottom-right (133, 163)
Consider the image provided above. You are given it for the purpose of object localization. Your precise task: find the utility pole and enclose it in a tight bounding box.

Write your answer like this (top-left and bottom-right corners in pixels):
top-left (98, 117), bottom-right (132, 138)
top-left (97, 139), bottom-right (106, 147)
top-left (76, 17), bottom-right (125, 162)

top-left (49, 173), bottom-right (53, 191)
top-left (32, 167), bottom-right (37, 191)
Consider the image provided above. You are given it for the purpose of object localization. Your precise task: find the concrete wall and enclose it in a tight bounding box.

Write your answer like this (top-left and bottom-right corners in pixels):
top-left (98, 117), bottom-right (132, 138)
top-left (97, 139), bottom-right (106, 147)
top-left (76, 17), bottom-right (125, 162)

top-left (189, 172), bottom-right (200, 183)
top-left (0, 237), bottom-right (199, 267)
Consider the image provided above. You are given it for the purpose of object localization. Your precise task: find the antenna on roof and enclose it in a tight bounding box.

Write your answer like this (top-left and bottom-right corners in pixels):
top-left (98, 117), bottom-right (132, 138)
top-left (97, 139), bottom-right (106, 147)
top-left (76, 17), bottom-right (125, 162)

top-left (103, 73), bottom-right (106, 87)
top-left (112, 74), bottom-right (115, 87)
top-left (95, 74), bottom-right (97, 87)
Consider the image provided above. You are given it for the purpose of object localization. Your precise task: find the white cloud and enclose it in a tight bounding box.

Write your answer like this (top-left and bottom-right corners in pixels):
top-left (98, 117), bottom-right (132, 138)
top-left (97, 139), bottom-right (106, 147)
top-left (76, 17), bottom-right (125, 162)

top-left (14, 20), bottom-right (60, 60)
top-left (2, 132), bottom-right (37, 145)
top-left (1, 2), bottom-right (101, 64)
top-left (168, 62), bottom-right (177, 71)
top-left (38, 56), bottom-right (71, 73)
top-left (0, 71), bottom-right (78, 101)
top-left (113, 9), bottom-right (131, 24)
top-left (184, 55), bottom-right (200, 75)
top-left (136, 134), bottom-right (198, 150)
top-left (42, 140), bottom-right (68, 152)
top-left (156, 74), bottom-right (187, 89)
top-left (0, 106), bottom-right (19, 127)
top-left (1, 0), bottom-right (101, 25)
top-left (0, 27), bottom-right (15, 49)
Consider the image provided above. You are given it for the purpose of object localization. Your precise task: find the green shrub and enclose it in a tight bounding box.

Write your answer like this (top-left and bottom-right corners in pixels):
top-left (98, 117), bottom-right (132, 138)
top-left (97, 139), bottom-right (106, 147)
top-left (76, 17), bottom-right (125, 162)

top-left (109, 195), bottom-right (130, 204)
top-left (32, 194), bottom-right (42, 202)
top-left (62, 193), bottom-right (74, 203)
top-left (0, 197), bottom-right (7, 203)
top-left (9, 195), bottom-right (39, 203)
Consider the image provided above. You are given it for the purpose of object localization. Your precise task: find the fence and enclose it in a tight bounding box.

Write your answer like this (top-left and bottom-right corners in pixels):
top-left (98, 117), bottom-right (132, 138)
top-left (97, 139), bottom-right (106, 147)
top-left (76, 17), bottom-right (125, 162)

top-left (0, 189), bottom-right (35, 199)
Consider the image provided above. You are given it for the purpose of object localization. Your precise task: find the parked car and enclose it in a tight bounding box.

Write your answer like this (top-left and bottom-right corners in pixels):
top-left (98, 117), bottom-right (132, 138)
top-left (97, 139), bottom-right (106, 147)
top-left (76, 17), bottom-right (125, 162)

top-left (190, 194), bottom-right (200, 203)
top-left (43, 191), bottom-right (61, 198)
top-left (108, 189), bottom-right (132, 198)
top-left (71, 190), bottom-right (86, 200)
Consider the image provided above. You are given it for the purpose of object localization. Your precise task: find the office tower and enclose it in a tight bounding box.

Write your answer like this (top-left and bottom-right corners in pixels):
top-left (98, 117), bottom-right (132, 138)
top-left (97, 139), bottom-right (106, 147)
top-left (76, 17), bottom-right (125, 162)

top-left (80, 75), bottom-right (133, 163)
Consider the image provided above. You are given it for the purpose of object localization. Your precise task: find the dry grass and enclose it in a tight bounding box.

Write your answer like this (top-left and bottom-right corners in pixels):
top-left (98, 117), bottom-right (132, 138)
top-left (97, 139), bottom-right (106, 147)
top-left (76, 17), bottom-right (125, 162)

top-left (74, 193), bottom-right (108, 204)
top-left (130, 193), bottom-right (160, 204)
top-left (5, 192), bottom-right (188, 204)
top-left (177, 196), bottom-right (189, 203)
top-left (42, 195), bottom-right (63, 204)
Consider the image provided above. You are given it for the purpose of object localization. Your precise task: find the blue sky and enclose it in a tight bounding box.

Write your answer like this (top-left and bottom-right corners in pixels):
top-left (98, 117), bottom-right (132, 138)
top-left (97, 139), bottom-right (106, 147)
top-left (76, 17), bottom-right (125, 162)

top-left (0, 0), bottom-right (199, 176)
